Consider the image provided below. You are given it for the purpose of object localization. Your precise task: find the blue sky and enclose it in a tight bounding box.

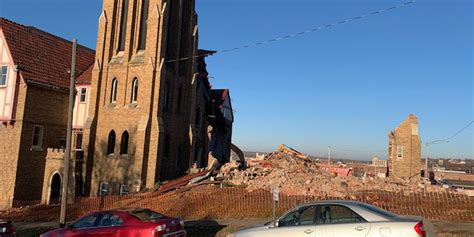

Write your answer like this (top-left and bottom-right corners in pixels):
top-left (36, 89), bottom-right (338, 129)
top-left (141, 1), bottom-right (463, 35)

top-left (1, 0), bottom-right (472, 160)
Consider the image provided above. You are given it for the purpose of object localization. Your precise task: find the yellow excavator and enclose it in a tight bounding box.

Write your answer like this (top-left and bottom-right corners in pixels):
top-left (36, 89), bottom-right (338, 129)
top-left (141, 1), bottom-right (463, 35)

top-left (277, 144), bottom-right (309, 160)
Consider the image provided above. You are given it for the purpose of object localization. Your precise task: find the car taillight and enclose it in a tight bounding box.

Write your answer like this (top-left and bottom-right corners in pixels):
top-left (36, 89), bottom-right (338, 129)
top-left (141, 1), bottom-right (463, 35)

top-left (414, 221), bottom-right (426, 237)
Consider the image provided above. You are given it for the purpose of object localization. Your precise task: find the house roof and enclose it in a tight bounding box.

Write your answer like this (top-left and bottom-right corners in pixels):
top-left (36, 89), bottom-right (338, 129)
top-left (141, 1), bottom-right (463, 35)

top-left (76, 65), bottom-right (93, 85)
top-left (0, 18), bottom-right (95, 89)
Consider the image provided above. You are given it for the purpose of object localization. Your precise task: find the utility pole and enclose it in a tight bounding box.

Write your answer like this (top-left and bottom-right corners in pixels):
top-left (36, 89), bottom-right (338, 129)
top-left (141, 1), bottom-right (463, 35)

top-left (60, 39), bottom-right (77, 228)
top-left (425, 142), bottom-right (429, 175)
top-left (327, 146), bottom-right (331, 166)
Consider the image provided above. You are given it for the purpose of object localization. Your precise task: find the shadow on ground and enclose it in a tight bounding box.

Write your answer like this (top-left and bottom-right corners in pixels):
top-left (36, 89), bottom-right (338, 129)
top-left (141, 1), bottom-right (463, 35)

top-left (185, 220), bottom-right (228, 237)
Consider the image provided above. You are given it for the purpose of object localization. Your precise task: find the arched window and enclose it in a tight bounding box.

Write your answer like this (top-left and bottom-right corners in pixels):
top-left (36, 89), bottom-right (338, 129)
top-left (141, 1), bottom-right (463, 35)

top-left (120, 131), bottom-right (129, 155)
top-left (111, 78), bottom-right (118, 103)
top-left (131, 78), bottom-right (138, 103)
top-left (137, 0), bottom-right (149, 50)
top-left (118, 0), bottom-right (129, 52)
top-left (107, 130), bottom-right (116, 154)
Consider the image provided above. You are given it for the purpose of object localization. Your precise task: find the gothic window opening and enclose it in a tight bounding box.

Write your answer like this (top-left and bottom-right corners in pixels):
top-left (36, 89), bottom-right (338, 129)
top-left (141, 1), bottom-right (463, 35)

top-left (164, 82), bottom-right (170, 110)
top-left (179, 0), bottom-right (188, 59)
top-left (164, 134), bottom-right (170, 159)
top-left (107, 130), bottom-right (116, 154)
top-left (120, 131), bottom-right (129, 155)
top-left (137, 0), bottom-right (149, 50)
top-left (195, 107), bottom-right (201, 127)
top-left (131, 78), bottom-right (138, 103)
top-left (118, 0), bottom-right (129, 52)
top-left (111, 78), bottom-right (118, 103)
top-left (177, 86), bottom-right (183, 112)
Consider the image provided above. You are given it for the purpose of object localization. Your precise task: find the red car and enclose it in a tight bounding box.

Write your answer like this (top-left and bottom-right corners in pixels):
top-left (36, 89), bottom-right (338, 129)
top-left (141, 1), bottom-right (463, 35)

top-left (0, 220), bottom-right (16, 237)
top-left (40, 208), bottom-right (186, 237)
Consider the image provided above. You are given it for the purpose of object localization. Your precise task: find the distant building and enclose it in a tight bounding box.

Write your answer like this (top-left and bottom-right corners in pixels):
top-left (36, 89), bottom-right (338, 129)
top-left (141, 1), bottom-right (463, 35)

top-left (371, 156), bottom-right (387, 167)
top-left (388, 114), bottom-right (422, 179)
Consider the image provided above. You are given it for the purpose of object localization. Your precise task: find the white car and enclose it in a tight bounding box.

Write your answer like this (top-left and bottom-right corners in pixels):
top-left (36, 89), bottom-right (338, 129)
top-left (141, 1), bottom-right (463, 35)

top-left (228, 200), bottom-right (426, 237)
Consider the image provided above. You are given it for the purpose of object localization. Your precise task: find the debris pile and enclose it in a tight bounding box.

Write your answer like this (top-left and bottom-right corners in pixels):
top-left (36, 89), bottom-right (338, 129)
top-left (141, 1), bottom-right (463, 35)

top-left (218, 152), bottom-right (444, 197)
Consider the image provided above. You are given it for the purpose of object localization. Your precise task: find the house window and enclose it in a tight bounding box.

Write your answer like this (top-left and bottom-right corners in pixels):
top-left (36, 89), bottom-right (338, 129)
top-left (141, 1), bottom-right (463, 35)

top-left (79, 88), bottom-right (87, 103)
top-left (107, 130), bottom-right (116, 154)
top-left (119, 184), bottom-right (129, 195)
top-left (131, 78), bottom-right (138, 103)
top-left (397, 145), bottom-right (404, 160)
top-left (0, 66), bottom-right (7, 86)
top-left (120, 131), bottom-right (129, 155)
top-left (137, 0), bottom-right (149, 50)
top-left (99, 182), bottom-right (109, 196)
top-left (118, 0), bottom-right (129, 52)
top-left (75, 133), bottom-right (83, 150)
top-left (110, 78), bottom-right (118, 103)
top-left (32, 125), bottom-right (44, 149)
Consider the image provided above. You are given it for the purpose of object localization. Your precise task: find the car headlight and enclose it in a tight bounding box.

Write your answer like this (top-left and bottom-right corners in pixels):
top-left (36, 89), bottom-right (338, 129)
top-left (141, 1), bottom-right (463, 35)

top-left (154, 224), bottom-right (167, 232)
top-left (0, 227), bottom-right (6, 233)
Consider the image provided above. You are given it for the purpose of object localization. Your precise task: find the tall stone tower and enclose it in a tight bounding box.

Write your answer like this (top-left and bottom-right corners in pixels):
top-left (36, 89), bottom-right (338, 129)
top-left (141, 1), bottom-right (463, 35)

top-left (83, 0), bottom-right (200, 196)
top-left (388, 114), bottom-right (422, 179)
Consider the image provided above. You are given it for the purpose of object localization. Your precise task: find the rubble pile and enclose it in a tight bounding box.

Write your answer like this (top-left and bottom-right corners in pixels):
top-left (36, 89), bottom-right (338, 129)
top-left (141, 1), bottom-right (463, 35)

top-left (218, 152), bottom-right (444, 197)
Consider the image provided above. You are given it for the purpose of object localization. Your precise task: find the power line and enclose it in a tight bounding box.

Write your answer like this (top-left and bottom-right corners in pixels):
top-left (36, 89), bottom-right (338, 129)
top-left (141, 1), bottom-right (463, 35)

top-left (166, 0), bottom-right (416, 63)
top-left (428, 120), bottom-right (474, 145)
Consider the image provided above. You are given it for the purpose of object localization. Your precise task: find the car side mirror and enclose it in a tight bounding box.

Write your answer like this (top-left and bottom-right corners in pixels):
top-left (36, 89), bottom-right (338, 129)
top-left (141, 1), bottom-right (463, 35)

top-left (66, 225), bottom-right (74, 230)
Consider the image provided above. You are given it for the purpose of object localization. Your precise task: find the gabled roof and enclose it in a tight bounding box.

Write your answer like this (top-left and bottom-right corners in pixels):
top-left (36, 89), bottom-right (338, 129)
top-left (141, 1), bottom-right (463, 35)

top-left (76, 65), bottom-right (93, 85)
top-left (0, 18), bottom-right (95, 89)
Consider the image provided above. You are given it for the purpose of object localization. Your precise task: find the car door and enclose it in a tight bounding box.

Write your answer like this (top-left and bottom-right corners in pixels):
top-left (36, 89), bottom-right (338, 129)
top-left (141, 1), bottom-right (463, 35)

top-left (314, 205), bottom-right (371, 237)
top-left (66, 213), bottom-right (101, 237)
top-left (86, 213), bottom-right (124, 237)
top-left (265, 205), bottom-right (317, 237)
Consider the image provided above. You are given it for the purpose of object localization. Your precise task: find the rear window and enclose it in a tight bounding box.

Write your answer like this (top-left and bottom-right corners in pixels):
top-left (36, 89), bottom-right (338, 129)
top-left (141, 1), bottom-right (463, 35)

top-left (130, 209), bottom-right (166, 221)
top-left (359, 203), bottom-right (398, 219)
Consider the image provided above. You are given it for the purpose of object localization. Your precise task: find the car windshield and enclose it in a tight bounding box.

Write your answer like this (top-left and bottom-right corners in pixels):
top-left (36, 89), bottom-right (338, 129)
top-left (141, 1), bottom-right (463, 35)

top-left (130, 209), bottom-right (166, 221)
top-left (359, 203), bottom-right (398, 219)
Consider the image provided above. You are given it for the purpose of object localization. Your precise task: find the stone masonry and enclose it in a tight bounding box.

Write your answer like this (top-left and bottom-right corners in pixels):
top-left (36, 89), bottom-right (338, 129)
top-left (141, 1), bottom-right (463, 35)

top-left (388, 114), bottom-right (422, 179)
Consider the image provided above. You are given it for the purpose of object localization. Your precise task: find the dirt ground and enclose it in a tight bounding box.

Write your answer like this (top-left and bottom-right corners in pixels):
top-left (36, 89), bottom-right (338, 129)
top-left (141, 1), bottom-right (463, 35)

top-left (13, 219), bottom-right (474, 237)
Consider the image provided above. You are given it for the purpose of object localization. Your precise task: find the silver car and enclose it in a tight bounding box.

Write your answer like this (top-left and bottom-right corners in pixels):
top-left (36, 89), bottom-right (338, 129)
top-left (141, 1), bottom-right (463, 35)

top-left (228, 200), bottom-right (426, 237)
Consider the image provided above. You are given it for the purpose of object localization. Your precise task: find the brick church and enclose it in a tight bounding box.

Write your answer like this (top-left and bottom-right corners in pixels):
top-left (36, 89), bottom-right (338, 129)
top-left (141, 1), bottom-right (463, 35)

top-left (0, 0), bottom-right (235, 209)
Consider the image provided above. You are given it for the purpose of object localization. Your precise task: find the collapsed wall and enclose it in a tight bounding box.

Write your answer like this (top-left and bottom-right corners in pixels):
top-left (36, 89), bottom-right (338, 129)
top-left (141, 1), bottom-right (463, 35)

top-left (219, 151), bottom-right (443, 197)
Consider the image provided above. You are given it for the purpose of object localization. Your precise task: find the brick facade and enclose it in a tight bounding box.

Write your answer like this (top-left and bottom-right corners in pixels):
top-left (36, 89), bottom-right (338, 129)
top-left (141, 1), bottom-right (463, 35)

top-left (0, 18), bottom-right (95, 209)
top-left (86, 0), bottom-right (202, 196)
top-left (388, 114), bottom-right (422, 179)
